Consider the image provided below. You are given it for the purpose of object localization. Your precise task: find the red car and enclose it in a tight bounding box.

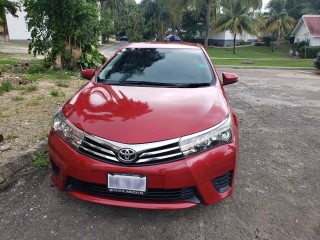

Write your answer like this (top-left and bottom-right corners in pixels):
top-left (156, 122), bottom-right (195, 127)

top-left (48, 42), bottom-right (239, 210)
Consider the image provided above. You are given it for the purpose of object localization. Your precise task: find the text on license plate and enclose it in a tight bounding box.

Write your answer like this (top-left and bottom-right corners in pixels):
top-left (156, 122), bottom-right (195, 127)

top-left (107, 173), bottom-right (147, 195)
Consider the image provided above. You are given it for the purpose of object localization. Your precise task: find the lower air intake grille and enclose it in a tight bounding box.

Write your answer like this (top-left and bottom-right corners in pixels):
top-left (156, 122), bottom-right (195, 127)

top-left (212, 172), bottom-right (232, 193)
top-left (66, 177), bottom-right (199, 202)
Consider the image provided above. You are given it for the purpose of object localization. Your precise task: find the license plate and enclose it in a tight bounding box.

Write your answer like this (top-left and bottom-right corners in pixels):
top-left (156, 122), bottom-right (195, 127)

top-left (107, 173), bottom-right (147, 195)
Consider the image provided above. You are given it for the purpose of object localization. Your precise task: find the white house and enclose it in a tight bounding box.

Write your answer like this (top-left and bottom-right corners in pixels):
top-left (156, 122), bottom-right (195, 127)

top-left (5, 5), bottom-right (31, 43)
top-left (290, 15), bottom-right (320, 47)
top-left (195, 30), bottom-right (257, 46)
top-left (208, 30), bottom-right (257, 46)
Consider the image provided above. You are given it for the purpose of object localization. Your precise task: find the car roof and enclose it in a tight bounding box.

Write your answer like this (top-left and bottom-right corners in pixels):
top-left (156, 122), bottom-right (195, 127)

top-left (124, 42), bottom-right (203, 49)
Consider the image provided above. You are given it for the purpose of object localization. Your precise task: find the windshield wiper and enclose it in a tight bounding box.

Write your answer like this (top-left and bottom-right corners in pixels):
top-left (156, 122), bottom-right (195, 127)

top-left (177, 83), bottom-right (211, 88)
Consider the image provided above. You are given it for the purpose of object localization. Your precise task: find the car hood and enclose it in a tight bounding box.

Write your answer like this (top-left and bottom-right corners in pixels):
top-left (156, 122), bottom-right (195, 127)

top-left (62, 82), bottom-right (229, 144)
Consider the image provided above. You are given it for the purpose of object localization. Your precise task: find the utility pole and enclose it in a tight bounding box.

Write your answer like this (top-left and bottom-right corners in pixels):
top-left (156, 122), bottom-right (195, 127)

top-left (304, 32), bottom-right (309, 59)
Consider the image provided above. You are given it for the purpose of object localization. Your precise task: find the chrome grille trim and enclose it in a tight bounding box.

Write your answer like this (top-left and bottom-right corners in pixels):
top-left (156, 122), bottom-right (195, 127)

top-left (139, 146), bottom-right (180, 157)
top-left (79, 146), bottom-right (119, 162)
top-left (79, 133), bottom-right (184, 165)
top-left (82, 139), bottom-right (115, 155)
top-left (136, 152), bottom-right (183, 163)
top-left (85, 133), bottom-right (181, 152)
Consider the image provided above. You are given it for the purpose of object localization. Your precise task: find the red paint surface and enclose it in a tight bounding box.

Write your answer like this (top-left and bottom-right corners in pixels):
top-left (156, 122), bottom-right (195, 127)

top-left (48, 42), bottom-right (239, 209)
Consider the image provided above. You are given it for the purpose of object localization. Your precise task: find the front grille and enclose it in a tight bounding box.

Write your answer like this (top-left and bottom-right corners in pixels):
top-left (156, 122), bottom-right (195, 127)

top-left (137, 143), bottom-right (183, 163)
top-left (79, 134), bottom-right (185, 166)
top-left (66, 177), bottom-right (199, 202)
top-left (51, 160), bottom-right (60, 177)
top-left (212, 172), bottom-right (232, 193)
top-left (80, 136), bottom-right (118, 162)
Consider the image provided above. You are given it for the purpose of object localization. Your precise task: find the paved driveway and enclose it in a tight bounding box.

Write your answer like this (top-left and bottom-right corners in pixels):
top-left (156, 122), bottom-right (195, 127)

top-left (0, 68), bottom-right (319, 240)
top-left (99, 41), bottom-right (128, 58)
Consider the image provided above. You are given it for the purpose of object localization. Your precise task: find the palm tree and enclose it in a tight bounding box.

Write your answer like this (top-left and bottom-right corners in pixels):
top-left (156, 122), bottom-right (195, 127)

top-left (215, 0), bottom-right (260, 54)
top-left (158, 0), bottom-right (216, 48)
top-left (0, 0), bottom-right (20, 41)
top-left (141, 0), bottom-right (171, 40)
top-left (301, 0), bottom-right (320, 15)
top-left (100, 0), bottom-right (125, 12)
top-left (264, 0), bottom-right (295, 52)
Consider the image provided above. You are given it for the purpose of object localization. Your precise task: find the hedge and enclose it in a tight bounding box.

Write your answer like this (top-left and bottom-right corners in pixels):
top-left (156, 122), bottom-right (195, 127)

top-left (298, 46), bottom-right (320, 59)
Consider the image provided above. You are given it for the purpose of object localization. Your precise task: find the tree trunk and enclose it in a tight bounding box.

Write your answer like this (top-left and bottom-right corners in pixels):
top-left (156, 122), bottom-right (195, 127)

top-left (3, 15), bottom-right (9, 41)
top-left (204, 0), bottom-right (213, 49)
top-left (233, 34), bottom-right (236, 54)
top-left (272, 33), bottom-right (275, 52)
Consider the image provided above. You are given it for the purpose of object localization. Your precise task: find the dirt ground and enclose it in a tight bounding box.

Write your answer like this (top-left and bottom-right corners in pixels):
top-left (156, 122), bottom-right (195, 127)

top-left (0, 65), bottom-right (319, 239)
top-left (0, 46), bottom-right (85, 167)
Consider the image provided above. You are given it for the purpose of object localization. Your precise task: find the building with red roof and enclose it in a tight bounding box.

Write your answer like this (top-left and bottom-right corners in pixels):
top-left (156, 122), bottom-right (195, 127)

top-left (291, 15), bottom-right (320, 46)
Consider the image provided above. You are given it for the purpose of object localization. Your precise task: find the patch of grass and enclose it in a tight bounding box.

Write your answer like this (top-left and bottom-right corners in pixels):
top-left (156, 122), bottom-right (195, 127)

top-left (50, 90), bottom-right (59, 97)
top-left (0, 81), bottom-right (13, 92)
top-left (37, 132), bottom-right (48, 141)
top-left (24, 74), bottom-right (43, 82)
top-left (14, 86), bottom-right (26, 91)
top-left (5, 133), bottom-right (18, 140)
top-left (12, 96), bottom-right (24, 101)
top-left (27, 63), bottom-right (47, 74)
top-left (208, 45), bottom-right (314, 68)
top-left (25, 85), bottom-right (38, 92)
top-left (0, 112), bottom-right (10, 118)
top-left (36, 96), bottom-right (45, 100)
top-left (207, 45), bottom-right (291, 59)
top-left (27, 99), bottom-right (41, 106)
top-left (212, 58), bottom-right (314, 67)
top-left (32, 152), bottom-right (50, 168)
top-left (48, 72), bottom-right (74, 80)
top-left (0, 59), bottom-right (18, 65)
top-left (55, 80), bottom-right (69, 88)
top-left (24, 71), bottom-right (75, 82)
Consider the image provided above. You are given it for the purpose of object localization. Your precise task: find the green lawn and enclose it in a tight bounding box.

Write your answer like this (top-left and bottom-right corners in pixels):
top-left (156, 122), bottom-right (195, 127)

top-left (212, 58), bottom-right (313, 68)
top-left (207, 45), bottom-right (314, 68)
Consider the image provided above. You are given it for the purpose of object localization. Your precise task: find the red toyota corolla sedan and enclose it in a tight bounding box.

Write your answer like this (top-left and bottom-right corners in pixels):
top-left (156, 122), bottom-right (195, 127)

top-left (48, 42), bottom-right (239, 210)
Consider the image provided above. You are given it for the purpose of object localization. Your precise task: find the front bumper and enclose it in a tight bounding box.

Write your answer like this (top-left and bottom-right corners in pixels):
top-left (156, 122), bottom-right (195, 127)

top-left (48, 130), bottom-right (238, 210)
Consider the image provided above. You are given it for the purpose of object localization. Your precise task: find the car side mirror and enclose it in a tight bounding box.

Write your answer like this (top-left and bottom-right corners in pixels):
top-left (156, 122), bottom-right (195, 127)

top-left (81, 69), bottom-right (95, 80)
top-left (222, 72), bottom-right (239, 85)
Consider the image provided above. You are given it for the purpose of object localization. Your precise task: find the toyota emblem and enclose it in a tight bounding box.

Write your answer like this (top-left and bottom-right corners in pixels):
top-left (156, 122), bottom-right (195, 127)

top-left (118, 148), bottom-right (137, 163)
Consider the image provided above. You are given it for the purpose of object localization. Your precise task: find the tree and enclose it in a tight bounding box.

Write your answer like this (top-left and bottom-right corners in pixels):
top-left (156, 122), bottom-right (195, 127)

top-left (140, 0), bottom-right (171, 40)
top-left (0, 0), bottom-right (20, 41)
top-left (169, 0), bottom-right (215, 49)
top-left (301, 0), bottom-right (320, 15)
top-left (24, 0), bottom-right (104, 69)
top-left (215, 0), bottom-right (260, 54)
top-left (181, 8), bottom-right (206, 40)
top-left (205, 0), bottom-right (213, 49)
top-left (100, 7), bottom-right (115, 43)
top-left (100, 0), bottom-right (125, 13)
top-left (126, 5), bottom-right (147, 41)
top-left (264, 0), bottom-right (295, 52)
top-left (285, 0), bottom-right (320, 21)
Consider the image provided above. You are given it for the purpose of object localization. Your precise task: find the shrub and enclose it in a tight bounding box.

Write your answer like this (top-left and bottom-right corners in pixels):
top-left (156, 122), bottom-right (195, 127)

top-left (27, 63), bottom-right (47, 74)
top-left (51, 90), bottom-right (59, 97)
top-left (32, 152), bottom-right (50, 168)
top-left (77, 45), bottom-right (106, 69)
top-left (298, 46), bottom-right (320, 59)
top-left (0, 81), bottom-right (13, 92)
top-left (183, 38), bottom-right (205, 45)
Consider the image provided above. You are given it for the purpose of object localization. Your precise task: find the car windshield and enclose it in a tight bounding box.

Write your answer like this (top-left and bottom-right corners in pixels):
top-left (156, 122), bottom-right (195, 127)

top-left (97, 48), bottom-right (215, 87)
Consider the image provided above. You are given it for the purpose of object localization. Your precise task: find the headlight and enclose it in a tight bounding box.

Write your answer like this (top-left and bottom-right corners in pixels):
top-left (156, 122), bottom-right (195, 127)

top-left (179, 114), bottom-right (233, 156)
top-left (52, 110), bottom-right (84, 149)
